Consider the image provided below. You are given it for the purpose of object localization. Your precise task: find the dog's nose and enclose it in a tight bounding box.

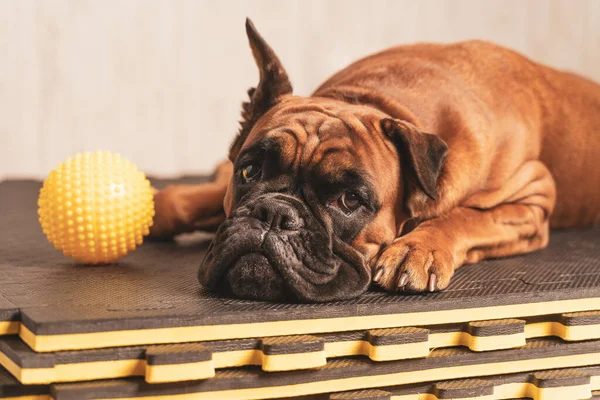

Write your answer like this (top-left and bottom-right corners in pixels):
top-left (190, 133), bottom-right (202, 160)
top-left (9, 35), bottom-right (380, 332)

top-left (251, 200), bottom-right (303, 230)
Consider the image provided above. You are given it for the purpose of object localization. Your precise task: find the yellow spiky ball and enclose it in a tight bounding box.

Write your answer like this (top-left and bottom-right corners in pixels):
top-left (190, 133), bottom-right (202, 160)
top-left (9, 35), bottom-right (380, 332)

top-left (38, 151), bottom-right (155, 264)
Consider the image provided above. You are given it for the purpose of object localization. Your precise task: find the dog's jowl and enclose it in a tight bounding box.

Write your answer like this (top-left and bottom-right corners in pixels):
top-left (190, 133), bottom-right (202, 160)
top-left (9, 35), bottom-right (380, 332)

top-left (152, 19), bottom-right (600, 302)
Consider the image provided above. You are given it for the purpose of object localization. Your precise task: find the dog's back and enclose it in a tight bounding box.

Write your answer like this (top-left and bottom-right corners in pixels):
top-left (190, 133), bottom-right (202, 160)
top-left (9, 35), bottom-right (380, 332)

top-left (314, 40), bottom-right (600, 228)
top-left (535, 66), bottom-right (600, 227)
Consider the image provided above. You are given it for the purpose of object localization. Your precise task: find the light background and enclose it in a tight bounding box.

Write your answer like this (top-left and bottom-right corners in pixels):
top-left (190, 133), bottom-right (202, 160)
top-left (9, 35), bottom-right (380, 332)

top-left (1, 0), bottom-right (599, 179)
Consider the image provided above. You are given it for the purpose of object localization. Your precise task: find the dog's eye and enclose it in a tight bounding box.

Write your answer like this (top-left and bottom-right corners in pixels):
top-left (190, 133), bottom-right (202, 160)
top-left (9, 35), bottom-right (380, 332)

top-left (241, 164), bottom-right (261, 183)
top-left (334, 192), bottom-right (362, 214)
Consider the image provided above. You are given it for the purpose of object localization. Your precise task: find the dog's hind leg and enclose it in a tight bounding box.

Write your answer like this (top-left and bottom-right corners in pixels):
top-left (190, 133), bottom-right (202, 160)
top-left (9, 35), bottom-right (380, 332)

top-left (150, 160), bottom-right (232, 239)
top-left (372, 160), bottom-right (556, 293)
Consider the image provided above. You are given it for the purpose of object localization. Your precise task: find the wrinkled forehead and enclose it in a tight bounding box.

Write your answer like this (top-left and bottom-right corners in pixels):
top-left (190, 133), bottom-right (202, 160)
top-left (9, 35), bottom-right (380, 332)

top-left (241, 107), bottom-right (385, 174)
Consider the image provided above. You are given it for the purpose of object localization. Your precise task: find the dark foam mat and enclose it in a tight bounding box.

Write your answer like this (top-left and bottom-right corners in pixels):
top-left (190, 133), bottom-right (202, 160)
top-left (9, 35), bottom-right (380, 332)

top-left (323, 365), bottom-right (600, 399)
top-left (3, 339), bottom-right (600, 399)
top-left (1, 180), bottom-right (600, 353)
top-left (3, 312), bottom-right (600, 384)
top-left (0, 364), bottom-right (48, 399)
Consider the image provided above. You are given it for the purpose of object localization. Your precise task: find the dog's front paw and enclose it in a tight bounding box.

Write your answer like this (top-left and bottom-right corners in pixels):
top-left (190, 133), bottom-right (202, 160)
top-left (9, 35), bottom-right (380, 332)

top-left (372, 232), bottom-right (456, 293)
top-left (150, 185), bottom-right (194, 239)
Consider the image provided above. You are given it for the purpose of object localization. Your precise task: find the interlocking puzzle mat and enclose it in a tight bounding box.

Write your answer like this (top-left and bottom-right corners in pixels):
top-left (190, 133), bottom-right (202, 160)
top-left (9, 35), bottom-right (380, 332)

top-left (2, 180), bottom-right (600, 353)
top-left (3, 339), bottom-right (600, 400)
top-left (3, 312), bottom-right (600, 384)
top-left (323, 365), bottom-right (600, 400)
top-left (0, 365), bottom-right (47, 400)
top-left (3, 374), bottom-right (600, 400)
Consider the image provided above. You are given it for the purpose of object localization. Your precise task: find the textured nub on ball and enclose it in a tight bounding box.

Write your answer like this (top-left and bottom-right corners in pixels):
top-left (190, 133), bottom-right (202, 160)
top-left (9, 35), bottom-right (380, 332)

top-left (38, 151), bottom-right (155, 264)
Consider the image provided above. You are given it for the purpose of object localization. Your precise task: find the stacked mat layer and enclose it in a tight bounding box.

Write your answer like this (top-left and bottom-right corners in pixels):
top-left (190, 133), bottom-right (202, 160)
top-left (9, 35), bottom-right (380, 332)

top-left (1, 179), bottom-right (600, 400)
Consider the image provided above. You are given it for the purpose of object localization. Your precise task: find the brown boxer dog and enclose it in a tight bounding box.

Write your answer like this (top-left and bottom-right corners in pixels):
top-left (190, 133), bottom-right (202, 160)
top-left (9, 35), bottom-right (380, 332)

top-left (151, 19), bottom-right (600, 302)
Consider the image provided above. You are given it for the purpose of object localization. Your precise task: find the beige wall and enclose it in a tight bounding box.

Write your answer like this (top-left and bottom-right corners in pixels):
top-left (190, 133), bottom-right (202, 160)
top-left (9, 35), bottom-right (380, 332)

top-left (1, 0), bottom-right (599, 179)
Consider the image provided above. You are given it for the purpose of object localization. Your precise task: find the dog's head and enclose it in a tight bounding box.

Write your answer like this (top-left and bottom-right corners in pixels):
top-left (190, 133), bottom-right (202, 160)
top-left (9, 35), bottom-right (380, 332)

top-left (198, 19), bottom-right (448, 302)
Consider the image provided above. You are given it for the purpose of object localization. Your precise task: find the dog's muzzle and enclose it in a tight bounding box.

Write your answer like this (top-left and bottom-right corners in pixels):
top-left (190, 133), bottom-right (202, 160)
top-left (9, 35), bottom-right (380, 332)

top-left (198, 193), bottom-right (370, 302)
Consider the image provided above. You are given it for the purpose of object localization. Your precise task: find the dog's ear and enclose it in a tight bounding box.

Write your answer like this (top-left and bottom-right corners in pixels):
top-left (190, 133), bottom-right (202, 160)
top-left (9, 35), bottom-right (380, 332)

top-left (381, 118), bottom-right (448, 208)
top-left (229, 18), bottom-right (293, 161)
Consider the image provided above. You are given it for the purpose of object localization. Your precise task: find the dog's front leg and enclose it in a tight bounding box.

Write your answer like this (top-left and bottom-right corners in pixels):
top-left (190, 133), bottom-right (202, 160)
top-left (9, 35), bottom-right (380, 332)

top-left (373, 160), bottom-right (556, 293)
top-left (150, 161), bottom-right (232, 239)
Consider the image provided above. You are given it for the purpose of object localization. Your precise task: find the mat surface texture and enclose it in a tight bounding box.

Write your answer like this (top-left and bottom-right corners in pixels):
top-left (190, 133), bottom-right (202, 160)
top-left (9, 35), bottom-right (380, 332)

top-left (1, 179), bottom-right (600, 354)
